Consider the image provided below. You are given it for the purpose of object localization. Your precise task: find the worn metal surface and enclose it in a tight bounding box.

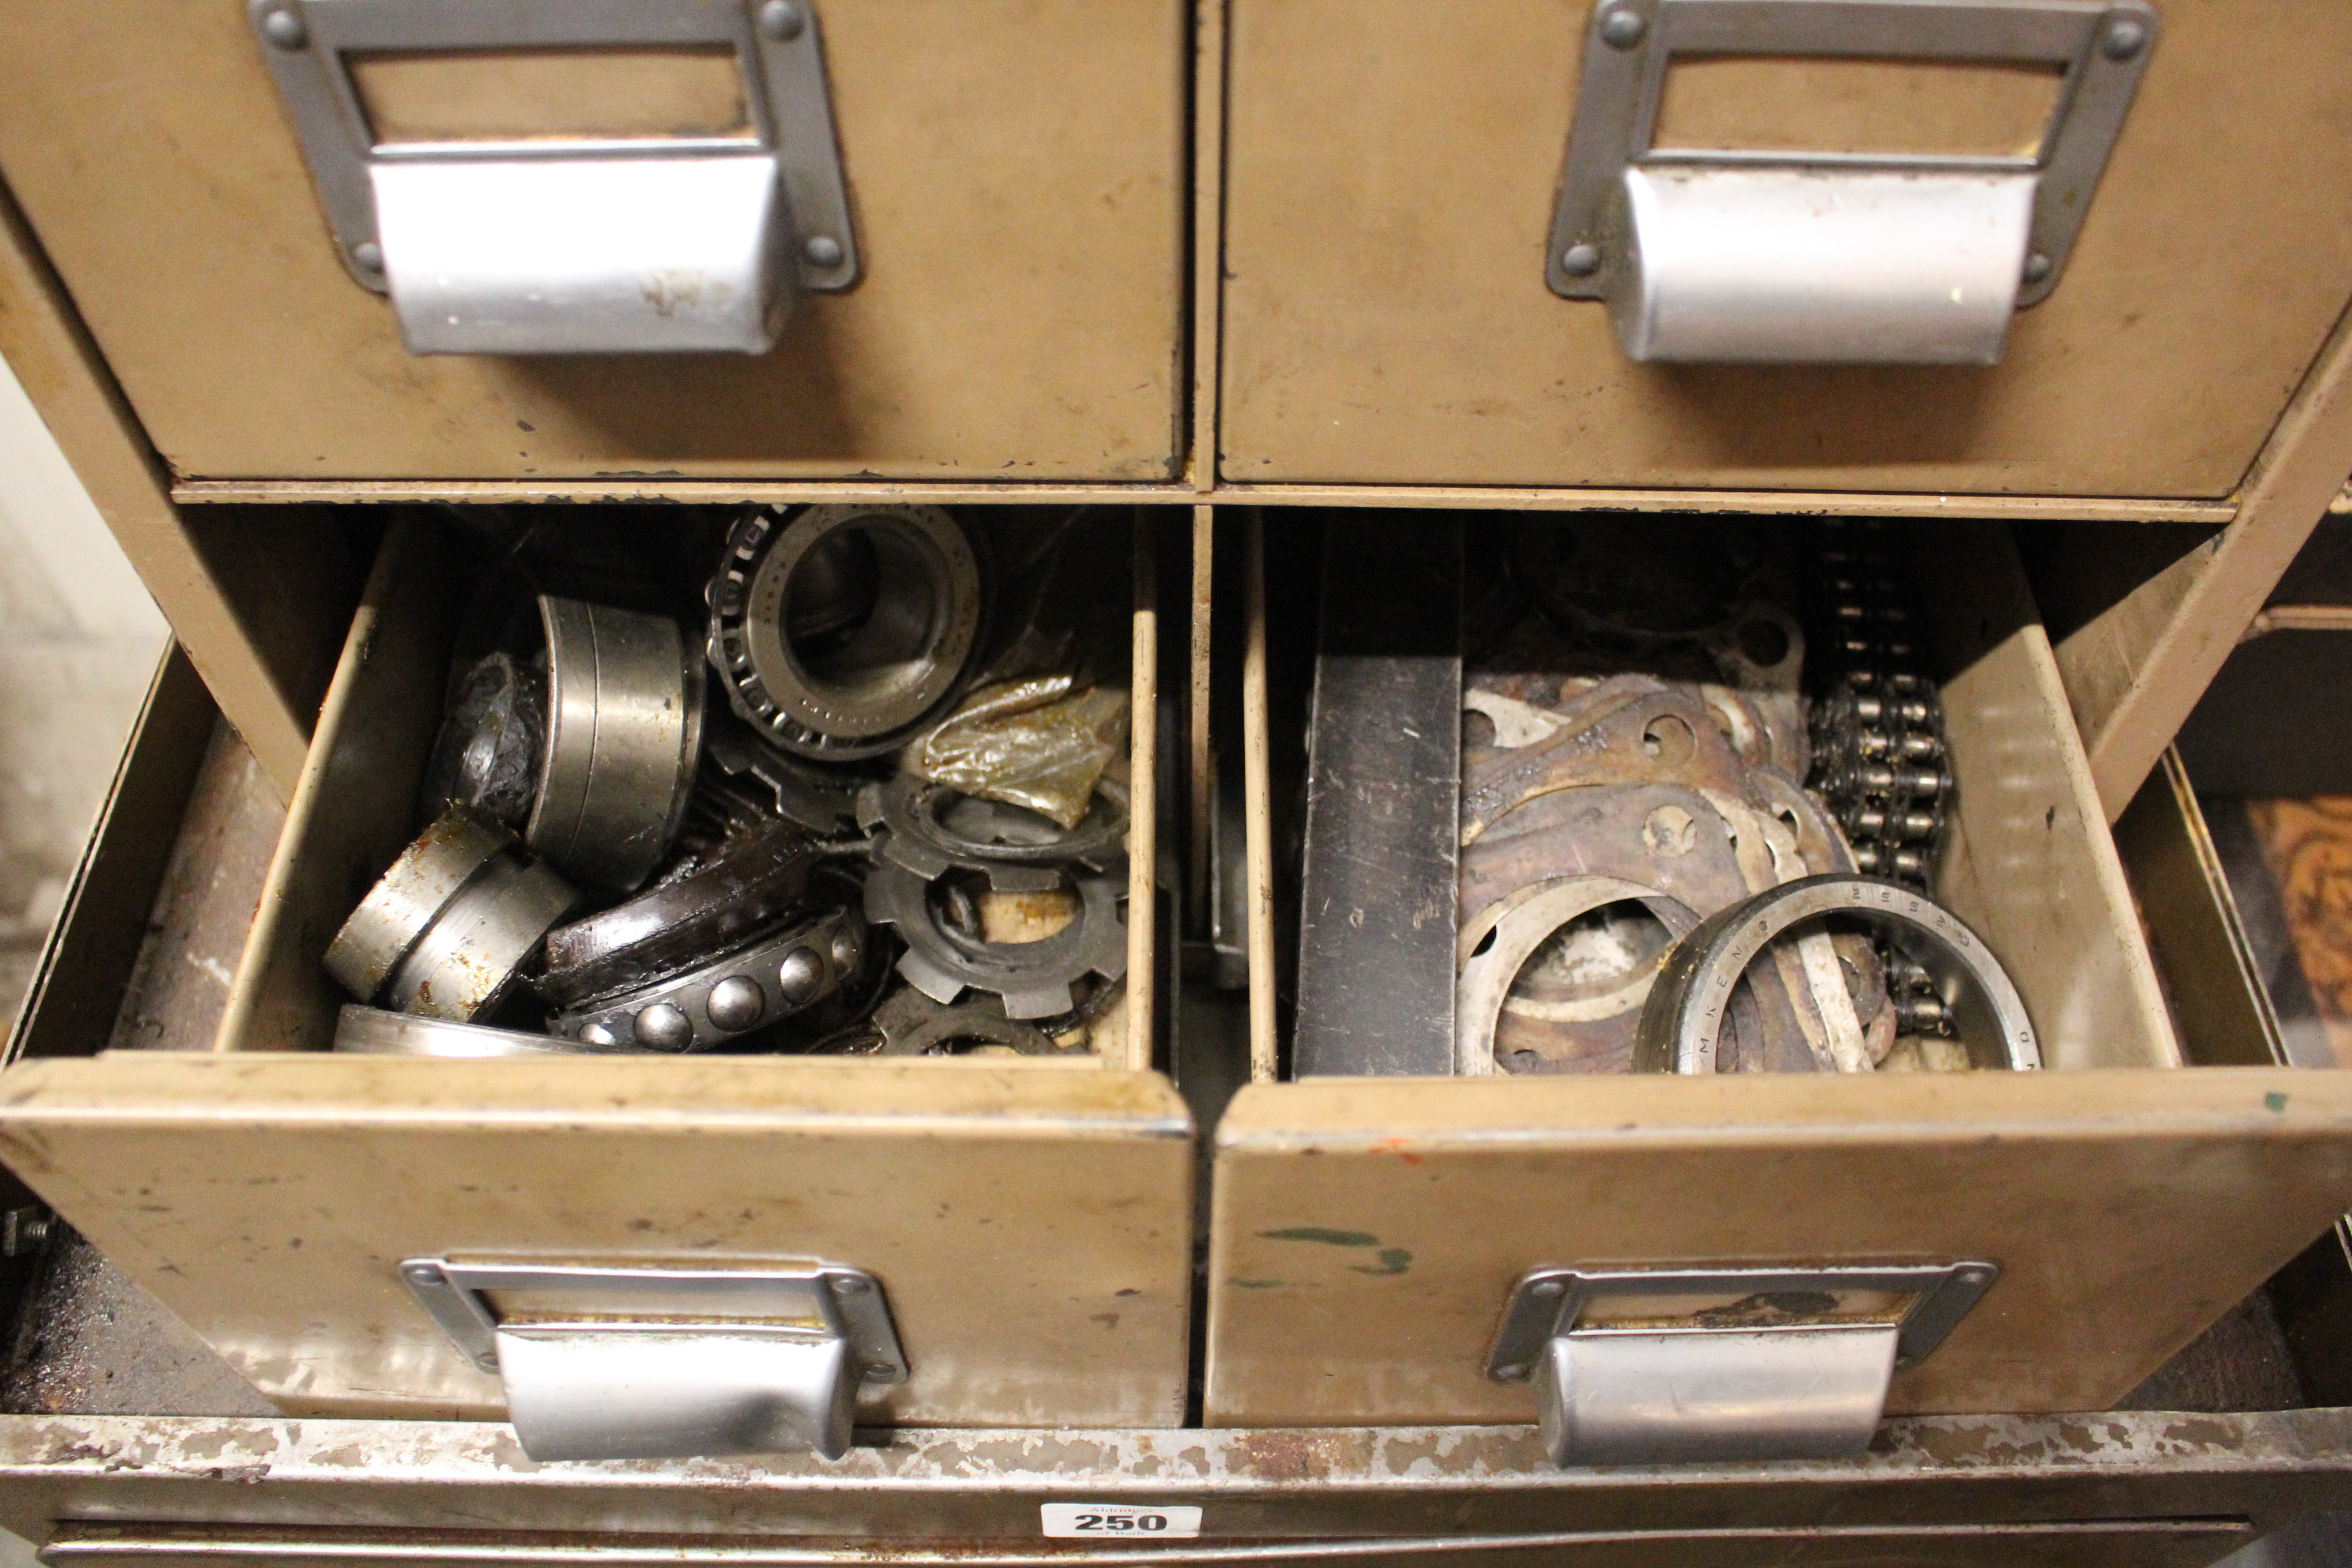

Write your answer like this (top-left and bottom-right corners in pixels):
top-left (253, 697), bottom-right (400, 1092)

top-left (1631, 877), bottom-right (2040, 1076)
top-left (1545, 0), bottom-right (2156, 335)
top-left (527, 597), bottom-right (702, 894)
top-left (1204, 1068), bottom-right (2352, 1426)
top-left (1221, 0), bottom-right (2352, 496)
top-left (16, 1518), bottom-right (2269, 1567)
top-left (709, 506), bottom-right (985, 761)
top-left (1292, 518), bottom-right (1460, 1078)
top-left (0, 1411), bottom-right (2336, 1541)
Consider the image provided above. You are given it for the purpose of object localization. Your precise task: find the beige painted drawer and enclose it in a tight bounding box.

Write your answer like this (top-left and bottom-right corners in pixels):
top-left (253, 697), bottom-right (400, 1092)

top-left (0, 0), bottom-right (1187, 484)
top-left (1204, 516), bottom-right (2352, 1428)
top-left (1218, 0), bottom-right (2352, 497)
top-left (0, 510), bottom-right (1193, 1431)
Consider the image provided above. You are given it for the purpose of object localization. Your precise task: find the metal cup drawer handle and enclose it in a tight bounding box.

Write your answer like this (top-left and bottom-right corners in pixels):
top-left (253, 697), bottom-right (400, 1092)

top-left (401, 1259), bottom-right (907, 1462)
top-left (1548, 0), bottom-right (2157, 364)
top-left (1486, 1263), bottom-right (1999, 1467)
top-left (248, 0), bottom-right (860, 355)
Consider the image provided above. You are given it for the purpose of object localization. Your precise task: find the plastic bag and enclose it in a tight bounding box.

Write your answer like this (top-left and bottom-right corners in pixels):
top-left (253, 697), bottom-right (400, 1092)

top-left (909, 676), bottom-right (1130, 829)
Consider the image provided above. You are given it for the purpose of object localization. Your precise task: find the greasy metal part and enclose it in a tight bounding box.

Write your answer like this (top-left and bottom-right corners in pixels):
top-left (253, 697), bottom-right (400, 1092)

top-left (1808, 527), bottom-right (1954, 894)
top-left (536, 820), bottom-right (821, 1009)
top-left (870, 987), bottom-right (1081, 1058)
top-left (1455, 876), bottom-right (1699, 1077)
top-left (324, 809), bottom-right (583, 1022)
top-left (416, 651), bottom-right (546, 832)
top-left (525, 596), bottom-right (704, 894)
top-left (1547, 0), bottom-right (2158, 359)
top-left (333, 1004), bottom-right (641, 1058)
top-left (1462, 680), bottom-right (1751, 846)
top-left (399, 1259), bottom-right (903, 1463)
top-left (549, 904), bottom-right (864, 1052)
top-left (323, 809), bottom-right (509, 1002)
top-left (1294, 515), bottom-right (1462, 1077)
top-left (1635, 875), bottom-right (2040, 1075)
top-left (860, 776), bottom-right (1128, 892)
top-left (708, 505), bottom-right (986, 761)
top-left (381, 855), bottom-right (582, 1022)
top-left (864, 864), bottom-right (1127, 1020)
top-left (246, 0), bottom-right (860, 350)
top-left (699, 713), bottom-right (864, 836)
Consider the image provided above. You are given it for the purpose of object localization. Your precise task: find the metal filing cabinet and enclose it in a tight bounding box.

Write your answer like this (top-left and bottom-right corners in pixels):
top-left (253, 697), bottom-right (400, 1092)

top-left (1, 0), bottom-right (2351, 1560)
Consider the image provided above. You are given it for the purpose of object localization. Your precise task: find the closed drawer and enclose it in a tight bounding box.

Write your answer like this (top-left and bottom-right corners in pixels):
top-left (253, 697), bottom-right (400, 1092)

top-left (1205, 514), bottom-right (2352, 1430)
top-left (1218, 0), bottom-right (2352, 497)
top-left (0, 0), bottom-right (1187, 485)
top-left (0, 507), bottom-right (1192, 1432)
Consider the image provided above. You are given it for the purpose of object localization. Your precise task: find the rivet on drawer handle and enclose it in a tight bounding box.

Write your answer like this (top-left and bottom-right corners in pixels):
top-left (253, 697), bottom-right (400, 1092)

top-left (1547, 0), bottom-right (2157, 363)
top-left (1486, 1263), bottom-right (1997, 1467)
top-left (248, 0), bottom-right (859, 355)
top-left (400, 1258), bottom-right (906, 1462)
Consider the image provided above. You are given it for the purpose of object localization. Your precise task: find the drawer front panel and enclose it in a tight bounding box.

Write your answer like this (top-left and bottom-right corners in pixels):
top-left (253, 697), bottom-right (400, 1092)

top-left (1218, 0), bottom-right (2352, 496)
top-left (0, 1), bottom-right (1186, 483)
top-left (0, 1054), bottom-right (1195, 1428)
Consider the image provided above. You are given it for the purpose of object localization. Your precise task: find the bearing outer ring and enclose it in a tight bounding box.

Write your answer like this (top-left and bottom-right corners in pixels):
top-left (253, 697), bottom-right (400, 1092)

top-left (1633, 874), bottom-right (2040, 1075)
top-left (708, 504), bottom-right (985, 760)
top-left (325, 809), bottom-right (581, 1022)
top-left (324, 810), bottom-right (510, 1002)
top-left (381, 853), bottom-right (581, 1022)
top-left (549, 904), bottom-right (866, 1054)
top-left (334, 1004), bottom-right (642, 1058)
top-left (536, 819), bottom-right (821, 1009)
top-left (525, 595), bottom-right (704, 893)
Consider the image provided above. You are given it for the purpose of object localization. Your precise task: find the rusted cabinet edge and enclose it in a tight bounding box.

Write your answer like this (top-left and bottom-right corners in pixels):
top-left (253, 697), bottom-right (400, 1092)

top-left (0, 1412), bottom-right (2340, 1544)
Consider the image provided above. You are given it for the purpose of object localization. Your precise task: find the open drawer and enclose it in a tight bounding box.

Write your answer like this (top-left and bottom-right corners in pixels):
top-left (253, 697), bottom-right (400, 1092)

top-left (0, 506), bottom-right (1193, 1437)
top-left (3, 532), bottom-right (2352, 1568)
top-left (1205, 513), bottom-right (2352, 1439)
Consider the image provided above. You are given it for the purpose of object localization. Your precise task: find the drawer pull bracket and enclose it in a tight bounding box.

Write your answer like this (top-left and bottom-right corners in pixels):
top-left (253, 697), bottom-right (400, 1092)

top-left (400, 1258), bottom-right (906, 1461)
top-left (1546, 0), bottom-right (2157, 363)
top-left (1486, 1262), bottom-right (1997, 1466)
top-left (248, 0), bottom-right (859, 355)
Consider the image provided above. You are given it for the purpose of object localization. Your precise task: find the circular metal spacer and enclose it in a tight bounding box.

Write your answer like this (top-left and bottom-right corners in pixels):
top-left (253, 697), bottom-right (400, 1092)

top-left (1455, 876), bottom-right (1701, 1077)
top-left (549, 904), bottom-right (864, 1053)
top-left (863, 864), bottom-right (1127, 1021)
top-left (1633, 874), bottom-right (2039, 1075)
top-left (861, 776), bottom-right (1128, 892)
top-left (525, 595), bottom-right (705, 893)
top-left (706, 504), bottom-right (986, 761)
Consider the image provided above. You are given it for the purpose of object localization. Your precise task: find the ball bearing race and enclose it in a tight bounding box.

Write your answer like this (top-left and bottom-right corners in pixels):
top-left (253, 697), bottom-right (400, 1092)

top-left (550, 903), bottom-right (866, 1053)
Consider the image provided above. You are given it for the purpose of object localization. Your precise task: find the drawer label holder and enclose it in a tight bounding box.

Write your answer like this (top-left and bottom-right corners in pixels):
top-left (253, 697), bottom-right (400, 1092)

top-left (1041, 1504), bottom-right (1203, 1539)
